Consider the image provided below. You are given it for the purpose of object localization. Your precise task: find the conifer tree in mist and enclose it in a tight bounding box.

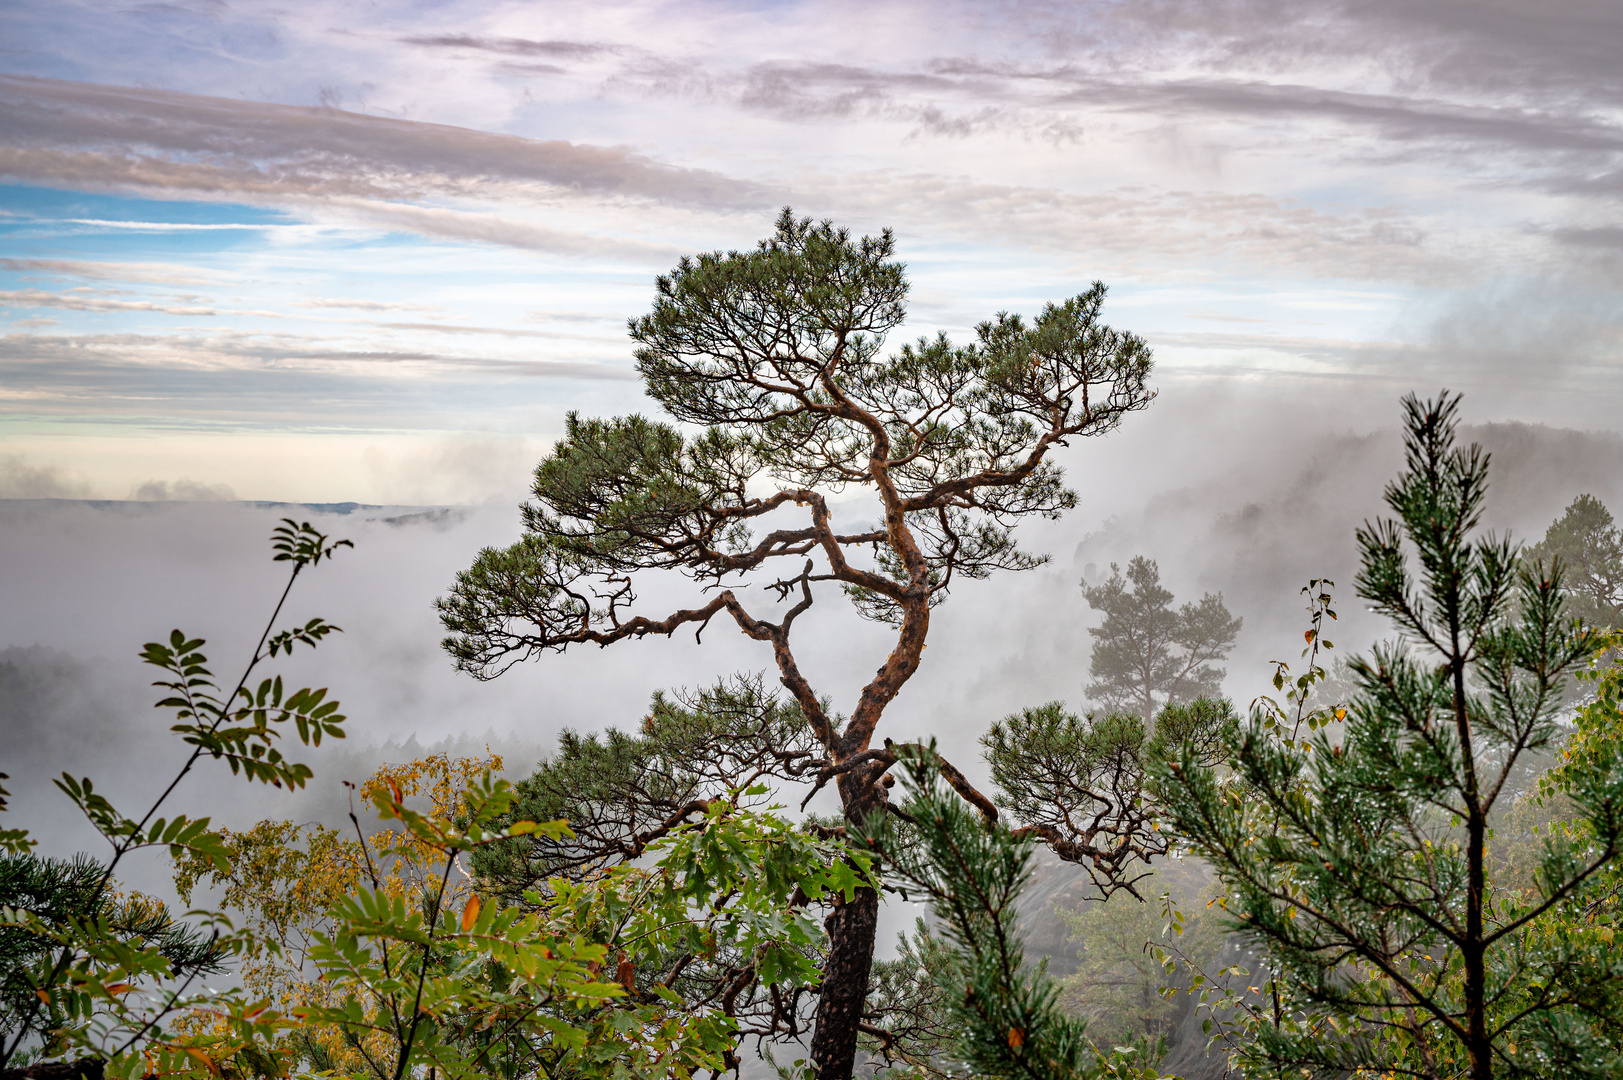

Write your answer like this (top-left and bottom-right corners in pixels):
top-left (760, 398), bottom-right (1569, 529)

top-left (436, 210), bottom-right (1156, 1079)
top-left (1526, 494), bottom-right (1623, 632)
top-left (1154, 394), bottom-right (1619, 1080)
top-left (1082, 556), bottom-right (1241, 722)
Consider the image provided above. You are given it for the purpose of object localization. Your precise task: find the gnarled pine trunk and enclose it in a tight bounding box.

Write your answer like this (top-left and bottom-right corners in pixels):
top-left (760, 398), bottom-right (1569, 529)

top-left (809, 765), bottom-right (894, 1078)
top-left (808, 885), bottom-right (881, 1078)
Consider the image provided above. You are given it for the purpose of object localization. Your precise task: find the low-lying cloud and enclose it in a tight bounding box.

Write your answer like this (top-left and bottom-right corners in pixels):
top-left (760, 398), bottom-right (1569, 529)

top-left (0, 452), bottom-right (93, 499)
top-left (129, 478), bottom-right (237, 501)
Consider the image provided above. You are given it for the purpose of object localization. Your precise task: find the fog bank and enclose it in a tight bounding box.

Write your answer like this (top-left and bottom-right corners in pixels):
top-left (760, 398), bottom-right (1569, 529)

top-left (2, 407), bottom-right (1619, 903)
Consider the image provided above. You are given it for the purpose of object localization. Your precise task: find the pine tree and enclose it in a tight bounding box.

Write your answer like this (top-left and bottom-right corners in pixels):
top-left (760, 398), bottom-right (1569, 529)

top-left (1526, 494), bottom-right (1623, 631)
top-left (436, 210), bottom-right (1157, 1078)
top-left (1152, 392), bottom-right (1618, 1080)
top-left (1083, 556), bottom-right (1241, 721)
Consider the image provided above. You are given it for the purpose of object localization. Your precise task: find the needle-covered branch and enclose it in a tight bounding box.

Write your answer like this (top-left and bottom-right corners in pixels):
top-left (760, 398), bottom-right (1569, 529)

top-left (470, 675), bottom-right (826, 896)
top-left (859, 748), bottom-right (1171, 1079)
top-left (986, 699), bottom-right (1234, 900)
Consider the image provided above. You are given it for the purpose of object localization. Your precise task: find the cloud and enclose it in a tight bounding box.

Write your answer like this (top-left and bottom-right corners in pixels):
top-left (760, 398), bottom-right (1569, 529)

top-left (0, 75), bottom-right (772, 211)
top-left (324, 199), bottom-right (683, 260)
top-left (1099, 0), bottom-right (1623, 108)
top-left (1101, 77), bottom-right (1623, 164)
top-left (0, 330), bottom-right (639, 429)
top-left (374, 321), bottom-right (602, 340)
top-left (401, 34), bottom-right (619, 61)
top-left (1551, 226), bottom-right (1623, 251)
top-left (129, 477), bottom-right (237, 501)
top-left (0, 453), bottom-right (94, 499)
top-left (827, 173), bottom-right (1458, 284)
top-left (0, 258), bottom-right (221, 286)
top-left (60, 219), bottom-right (274, 232)
top-left (361, 436), bottom-right (551, 506)
top-left (533, 3), bottom-right (1623, 169)
top-left (298, 297), bottom-right (443, 313)
top-left (0, 288), bottom-right (219, 316)
top-left (1421, 275), bottom-right (1623, 385)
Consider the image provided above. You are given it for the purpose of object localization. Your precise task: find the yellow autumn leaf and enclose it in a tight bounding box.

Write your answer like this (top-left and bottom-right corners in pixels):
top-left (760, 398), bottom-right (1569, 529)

top-left (461, 893), bottom-right (481, 931)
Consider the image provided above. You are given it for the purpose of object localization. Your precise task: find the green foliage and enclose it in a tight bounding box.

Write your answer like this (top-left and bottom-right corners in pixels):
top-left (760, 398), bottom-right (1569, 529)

top-left (0, 519), bottom-right (352, 1077)
top-left (270, 518), bottom-right (352, 568)
top-left (1247, 577), bottom-right (1349, 764)
top-left (1058, 870), bottom-right (1220, 1056)
top-left (314, 777), bottom-right (872, 1080)
top-left (471, 674), bottom-right (823, 897)
top-left (858, 919), bottom-right (962, 1074)
top-left (0, 854), bottom-right (227, 1061)
top-left (287, 772), bottom-right (818, 1080)
top-left (169, 746), bottom-right (878, 1079)
top-left (1525, 494), bottom-right (1623, 631)
top-left (1083, 557), bottom-right (1241, 721)
top-left (983, 699), bottom-right (1234, 898)
top-left (861, 749), bottom-right (1176, 1080)
top-left (140, 634), bottom-right (346, 791)
top-left (1152, 392), bottom-right (1616, 1080)
top-left (0, 776), bottom-right (31, 857)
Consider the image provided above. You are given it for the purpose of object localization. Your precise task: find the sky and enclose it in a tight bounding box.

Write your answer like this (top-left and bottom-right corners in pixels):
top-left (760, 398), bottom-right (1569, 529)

top-left (1, 0), bottom-right (1621, 503)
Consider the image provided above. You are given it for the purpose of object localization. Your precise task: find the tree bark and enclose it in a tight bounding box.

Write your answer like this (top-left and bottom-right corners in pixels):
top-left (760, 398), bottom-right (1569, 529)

top-left (1455, 655), bottom-right (1491, 1080)
top-left (809, 766), bottom-right (890, 1079)
top-left (809, 883), bottom-right (880, 1079)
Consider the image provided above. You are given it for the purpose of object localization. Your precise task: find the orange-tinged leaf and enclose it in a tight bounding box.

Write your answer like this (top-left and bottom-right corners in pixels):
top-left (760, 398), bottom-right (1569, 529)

top-left (35, 990), bottom-right (49, 1004)
top-left (461, 894), bottom-right (481, 931)
top-left (616, 952), bottom-right (636, 992)
top-left (388, 780), bottom-right (403, 805)
top-left (185, 1047), bottom-right (223, 1076)
top-left (103, 983), bottom-right (133, 996)
top-left (1007, 1026), bottom-right (1025, 1050)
